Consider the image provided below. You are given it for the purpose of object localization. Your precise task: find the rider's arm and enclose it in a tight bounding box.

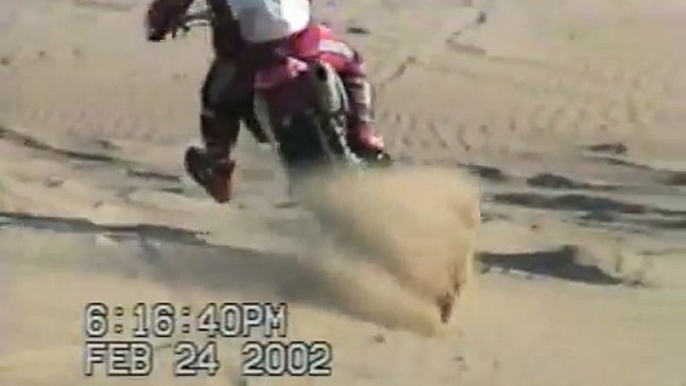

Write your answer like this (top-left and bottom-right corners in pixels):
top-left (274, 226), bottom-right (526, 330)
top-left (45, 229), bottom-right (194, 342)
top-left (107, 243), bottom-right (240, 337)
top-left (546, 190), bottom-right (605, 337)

top-left (145, 0), bottom-right (195, 41)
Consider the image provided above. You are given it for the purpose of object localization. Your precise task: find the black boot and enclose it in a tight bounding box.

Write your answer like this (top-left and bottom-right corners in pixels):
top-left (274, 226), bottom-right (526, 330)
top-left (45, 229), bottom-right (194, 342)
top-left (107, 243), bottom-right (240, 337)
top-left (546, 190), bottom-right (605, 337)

top-left (184, 109), bottom-right (239, 203)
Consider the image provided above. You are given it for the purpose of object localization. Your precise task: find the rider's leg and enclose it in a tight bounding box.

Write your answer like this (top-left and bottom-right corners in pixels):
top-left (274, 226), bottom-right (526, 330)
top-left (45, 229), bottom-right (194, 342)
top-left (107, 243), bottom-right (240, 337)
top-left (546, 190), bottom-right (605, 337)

top-left (185, 58), bottom-right (249, 203)
top-left (315, 26), bottom-right (386, 157)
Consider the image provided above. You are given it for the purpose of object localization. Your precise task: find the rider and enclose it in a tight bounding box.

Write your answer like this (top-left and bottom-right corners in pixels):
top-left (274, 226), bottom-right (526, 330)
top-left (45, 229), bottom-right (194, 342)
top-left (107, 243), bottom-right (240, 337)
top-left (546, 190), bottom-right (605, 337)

top-left (146, 0), bottom-right (387, 203)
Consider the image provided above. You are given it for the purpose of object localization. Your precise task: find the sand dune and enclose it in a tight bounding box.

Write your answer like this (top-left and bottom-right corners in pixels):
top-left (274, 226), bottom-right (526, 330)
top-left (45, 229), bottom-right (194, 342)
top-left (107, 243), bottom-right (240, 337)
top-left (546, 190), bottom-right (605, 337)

top-left (1, 0), bottom-right (685, 385)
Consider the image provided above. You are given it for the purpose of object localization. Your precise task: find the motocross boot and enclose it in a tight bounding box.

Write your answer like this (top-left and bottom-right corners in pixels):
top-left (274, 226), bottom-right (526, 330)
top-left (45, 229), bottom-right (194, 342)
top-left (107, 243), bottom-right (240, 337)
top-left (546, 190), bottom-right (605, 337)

top-left (184, 109), bottom-right (238, 203)
top-left (342, 75), bottom-right (390, 163)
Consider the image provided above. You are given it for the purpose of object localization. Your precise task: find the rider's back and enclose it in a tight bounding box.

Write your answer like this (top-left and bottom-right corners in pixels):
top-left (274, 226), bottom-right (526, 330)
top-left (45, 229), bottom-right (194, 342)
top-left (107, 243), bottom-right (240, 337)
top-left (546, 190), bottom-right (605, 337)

top-left (227, 0), bottom-right (311, 43)
top-left (208, 0), bottom-right (314, 66)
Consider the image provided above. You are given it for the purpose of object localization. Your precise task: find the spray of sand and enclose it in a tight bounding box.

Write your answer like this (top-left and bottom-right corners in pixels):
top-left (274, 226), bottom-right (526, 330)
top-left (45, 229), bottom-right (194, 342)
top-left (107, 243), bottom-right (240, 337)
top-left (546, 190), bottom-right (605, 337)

top-left (293, 165), bottom-right (481, 333)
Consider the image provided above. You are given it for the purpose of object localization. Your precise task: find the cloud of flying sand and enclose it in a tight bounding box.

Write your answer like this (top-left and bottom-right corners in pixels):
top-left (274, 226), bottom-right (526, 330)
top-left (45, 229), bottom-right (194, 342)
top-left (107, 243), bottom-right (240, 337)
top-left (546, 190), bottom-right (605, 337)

top-left (293, 165), bottom-right (481, 328)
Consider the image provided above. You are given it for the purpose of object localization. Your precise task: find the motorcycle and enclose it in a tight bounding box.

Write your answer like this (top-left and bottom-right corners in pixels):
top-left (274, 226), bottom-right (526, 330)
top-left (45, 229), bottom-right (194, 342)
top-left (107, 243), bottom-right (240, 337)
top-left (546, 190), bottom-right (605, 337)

top-left (251, 54), bottom-right (391, 181)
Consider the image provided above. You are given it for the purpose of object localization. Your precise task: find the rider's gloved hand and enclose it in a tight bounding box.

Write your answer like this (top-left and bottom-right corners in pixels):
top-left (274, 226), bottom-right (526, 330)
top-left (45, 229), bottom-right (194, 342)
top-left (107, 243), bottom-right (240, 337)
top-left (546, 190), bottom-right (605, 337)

top-left (145, 0), bottom-right (192, 42)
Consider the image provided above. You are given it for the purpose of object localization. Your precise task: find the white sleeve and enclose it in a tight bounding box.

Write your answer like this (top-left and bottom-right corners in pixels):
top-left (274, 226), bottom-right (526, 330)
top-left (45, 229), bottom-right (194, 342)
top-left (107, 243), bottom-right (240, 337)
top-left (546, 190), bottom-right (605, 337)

top-left (226, 0), bottom-right (311, 43)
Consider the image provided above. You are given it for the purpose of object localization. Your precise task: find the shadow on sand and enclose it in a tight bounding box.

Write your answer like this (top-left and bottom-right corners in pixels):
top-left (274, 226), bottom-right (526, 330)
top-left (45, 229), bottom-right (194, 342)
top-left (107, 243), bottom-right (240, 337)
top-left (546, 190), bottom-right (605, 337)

top-left (479, 245), bottom-right (636, 286)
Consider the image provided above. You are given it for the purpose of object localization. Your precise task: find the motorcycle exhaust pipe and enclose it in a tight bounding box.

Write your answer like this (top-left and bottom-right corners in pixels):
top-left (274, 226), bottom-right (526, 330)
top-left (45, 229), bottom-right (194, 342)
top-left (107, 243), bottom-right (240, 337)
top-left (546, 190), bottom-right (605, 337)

top-left (308, 61), bottom-right (348, 116)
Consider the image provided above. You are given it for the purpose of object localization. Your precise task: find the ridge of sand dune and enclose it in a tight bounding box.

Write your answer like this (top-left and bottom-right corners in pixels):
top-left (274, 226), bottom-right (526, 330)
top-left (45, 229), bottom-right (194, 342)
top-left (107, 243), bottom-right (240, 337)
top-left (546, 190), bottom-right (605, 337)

top-left (2, 0), bottom-right (686, 385)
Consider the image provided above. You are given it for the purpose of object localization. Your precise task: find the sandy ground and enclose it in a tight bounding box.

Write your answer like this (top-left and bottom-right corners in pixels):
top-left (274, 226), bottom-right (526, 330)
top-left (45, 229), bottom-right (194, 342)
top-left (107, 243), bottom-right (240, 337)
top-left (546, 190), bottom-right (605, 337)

top-left (0, 0), bottom-right (685, 385)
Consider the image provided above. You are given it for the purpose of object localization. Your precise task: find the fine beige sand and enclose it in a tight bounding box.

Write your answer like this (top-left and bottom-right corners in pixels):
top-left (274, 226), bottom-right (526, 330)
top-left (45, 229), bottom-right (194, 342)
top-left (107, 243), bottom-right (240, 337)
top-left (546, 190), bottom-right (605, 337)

top-left (1, 0), bottom-right (685, 385)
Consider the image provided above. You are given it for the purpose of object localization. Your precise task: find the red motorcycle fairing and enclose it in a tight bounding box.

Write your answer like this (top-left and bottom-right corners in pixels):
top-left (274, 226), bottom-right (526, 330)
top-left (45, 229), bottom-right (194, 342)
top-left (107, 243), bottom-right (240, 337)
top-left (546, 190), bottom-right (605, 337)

top-left (254, 56), bottom-right (309, 91)
top-left (254, 57), bottom-right (321, 132)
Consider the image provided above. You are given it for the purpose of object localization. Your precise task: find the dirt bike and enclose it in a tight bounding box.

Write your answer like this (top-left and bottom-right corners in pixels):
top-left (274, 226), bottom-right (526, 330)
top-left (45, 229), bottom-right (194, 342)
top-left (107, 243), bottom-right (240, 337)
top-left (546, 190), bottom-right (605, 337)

top-left (252, 55), bottom-right (392, 181)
